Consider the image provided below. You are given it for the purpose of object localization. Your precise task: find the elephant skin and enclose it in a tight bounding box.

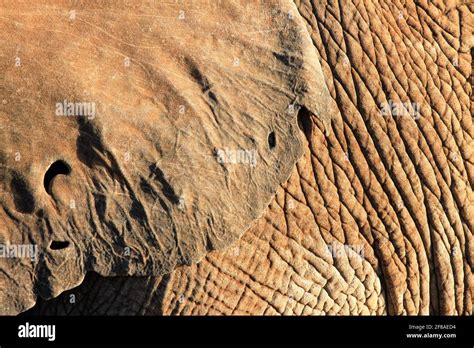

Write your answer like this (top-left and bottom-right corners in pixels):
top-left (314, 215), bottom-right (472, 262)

top-left (26, 0), bottom-right (474, 316)
top-left (0, 0), bottom-right (335, 315)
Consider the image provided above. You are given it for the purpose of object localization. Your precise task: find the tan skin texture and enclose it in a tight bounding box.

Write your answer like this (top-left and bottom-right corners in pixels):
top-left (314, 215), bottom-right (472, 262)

top-left (28, 0), bottom-right (473, 315)
top-left (1, 0), bottom-right (336, 315)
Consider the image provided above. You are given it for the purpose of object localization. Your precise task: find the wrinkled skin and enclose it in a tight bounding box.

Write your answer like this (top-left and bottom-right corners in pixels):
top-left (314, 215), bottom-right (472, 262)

top-left (0, 0), bottom-right (335, 314)
top-left (27, 0), bottom-right (473, 315)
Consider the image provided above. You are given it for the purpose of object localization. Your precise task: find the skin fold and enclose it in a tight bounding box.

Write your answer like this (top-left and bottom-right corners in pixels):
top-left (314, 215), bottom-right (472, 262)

top-left (27, 0), bottom-right (473, 315)
top-left (1, 0), bottom-right (336, 315)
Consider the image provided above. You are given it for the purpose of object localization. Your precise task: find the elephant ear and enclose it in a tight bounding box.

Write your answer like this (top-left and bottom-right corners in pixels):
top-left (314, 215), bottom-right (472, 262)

top-left (0, 1), bottom-right (335, 314)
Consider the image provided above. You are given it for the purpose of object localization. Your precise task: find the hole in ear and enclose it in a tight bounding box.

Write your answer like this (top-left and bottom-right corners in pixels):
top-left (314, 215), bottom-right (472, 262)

top-left (43, 160), bottom-right (71, 195)
top-left (49, 240), bottom-right (70, 250)
top-left (268, 131), bottom-right (276, 149)
top-left (297, 106), bottom-right (313, 140)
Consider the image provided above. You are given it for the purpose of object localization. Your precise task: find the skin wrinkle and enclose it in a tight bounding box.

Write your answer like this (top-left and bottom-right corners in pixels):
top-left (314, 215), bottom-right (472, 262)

top-left (24, 0), bottom-right (473, 316)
